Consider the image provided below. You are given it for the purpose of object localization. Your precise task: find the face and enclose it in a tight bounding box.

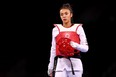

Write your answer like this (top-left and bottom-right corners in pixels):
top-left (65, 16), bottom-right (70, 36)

top-left (60, 9), bottom-right (72, 24)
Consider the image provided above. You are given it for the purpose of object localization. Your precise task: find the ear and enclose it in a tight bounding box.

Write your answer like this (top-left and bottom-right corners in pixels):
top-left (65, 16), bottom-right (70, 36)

top-left (70, 13), bottom-right (73, 17)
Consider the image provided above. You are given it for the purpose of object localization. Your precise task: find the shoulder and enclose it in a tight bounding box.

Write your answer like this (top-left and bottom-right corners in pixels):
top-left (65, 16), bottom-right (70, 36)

top-left (73, 23), bottom-right (83, 27)
top-left (52, 24), bottom-right (62, 31)
top-left (52, 26), bottom-right (58, 32)
top-left (52, 24), bottom-right (60, 33)
top-left (72, 23), bottom-right (83, 30)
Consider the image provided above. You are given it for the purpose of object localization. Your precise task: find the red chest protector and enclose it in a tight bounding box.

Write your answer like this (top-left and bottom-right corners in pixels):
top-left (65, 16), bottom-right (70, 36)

top-left (54, 24), bottom-right (81, 57)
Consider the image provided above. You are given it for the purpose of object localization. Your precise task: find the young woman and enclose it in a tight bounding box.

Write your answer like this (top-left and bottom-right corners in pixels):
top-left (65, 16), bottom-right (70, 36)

top-left (48, 3), bottom-right (89, 77)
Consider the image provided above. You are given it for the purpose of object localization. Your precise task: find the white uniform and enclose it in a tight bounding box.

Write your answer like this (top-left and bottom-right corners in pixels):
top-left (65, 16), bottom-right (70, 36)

top-left (48, 24), bottom-right (89, 77)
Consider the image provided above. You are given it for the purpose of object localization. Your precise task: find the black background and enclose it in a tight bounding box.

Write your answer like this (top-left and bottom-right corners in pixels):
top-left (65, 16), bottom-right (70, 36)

top-left (1, 0), bottom-right (116, 77)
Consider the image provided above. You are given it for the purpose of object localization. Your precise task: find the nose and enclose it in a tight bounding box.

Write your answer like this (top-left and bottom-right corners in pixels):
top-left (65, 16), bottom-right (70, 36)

top-left (62, 14), bottom-right (66, 18)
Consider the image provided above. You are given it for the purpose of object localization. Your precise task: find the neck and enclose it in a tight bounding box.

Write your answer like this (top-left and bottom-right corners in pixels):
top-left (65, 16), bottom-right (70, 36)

top-left (63, 22), bottom-right (72, 28)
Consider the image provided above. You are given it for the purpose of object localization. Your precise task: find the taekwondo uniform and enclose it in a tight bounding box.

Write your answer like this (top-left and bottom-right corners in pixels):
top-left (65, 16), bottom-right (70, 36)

top-left (48, 24), bottom-right (89, 77)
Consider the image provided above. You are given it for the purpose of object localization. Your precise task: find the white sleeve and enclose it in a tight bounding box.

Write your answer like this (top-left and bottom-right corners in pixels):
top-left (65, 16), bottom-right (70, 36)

top-left (73, 26), bottom-right (89, 52)
top-left (48, 27), bottom-right (57, 70)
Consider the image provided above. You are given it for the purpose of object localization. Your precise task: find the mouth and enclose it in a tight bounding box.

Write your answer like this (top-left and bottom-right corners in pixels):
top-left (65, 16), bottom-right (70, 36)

top-left (63, 19), bottom-right (67, 21)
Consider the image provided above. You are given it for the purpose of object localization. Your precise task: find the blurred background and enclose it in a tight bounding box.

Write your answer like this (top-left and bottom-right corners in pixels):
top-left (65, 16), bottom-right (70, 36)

top-left (1, 0), bottom-right (116, 77)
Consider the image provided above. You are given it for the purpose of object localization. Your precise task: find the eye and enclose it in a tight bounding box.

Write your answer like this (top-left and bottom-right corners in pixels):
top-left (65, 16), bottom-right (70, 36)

top-left (65, 12), bottom-right (68, 15)
top-left (60, 13), bottom-right (63, 16)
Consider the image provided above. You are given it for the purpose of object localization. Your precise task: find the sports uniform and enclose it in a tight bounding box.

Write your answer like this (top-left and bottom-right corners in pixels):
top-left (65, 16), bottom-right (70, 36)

top-left (48, 24), bottom-right (89, 77)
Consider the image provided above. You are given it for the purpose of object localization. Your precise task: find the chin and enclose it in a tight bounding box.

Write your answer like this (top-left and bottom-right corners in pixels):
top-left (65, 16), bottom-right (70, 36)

top-left (63, 21), bottom-right (68, 24)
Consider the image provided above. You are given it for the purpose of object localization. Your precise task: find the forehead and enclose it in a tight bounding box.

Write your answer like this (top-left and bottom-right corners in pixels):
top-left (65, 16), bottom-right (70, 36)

top-left (60, 9), bottom-right (70, 13)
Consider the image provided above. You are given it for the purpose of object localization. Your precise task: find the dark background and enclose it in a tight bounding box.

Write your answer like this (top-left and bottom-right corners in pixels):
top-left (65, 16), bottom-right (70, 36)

top-left (1, 0), bottom-right (116, 77)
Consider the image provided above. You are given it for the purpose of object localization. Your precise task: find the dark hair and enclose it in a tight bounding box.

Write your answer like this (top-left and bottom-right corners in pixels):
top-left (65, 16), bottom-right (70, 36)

top-left (60, 3), bottom-right (73, 14)
top-left (59, 3), bottom-right (74, 23)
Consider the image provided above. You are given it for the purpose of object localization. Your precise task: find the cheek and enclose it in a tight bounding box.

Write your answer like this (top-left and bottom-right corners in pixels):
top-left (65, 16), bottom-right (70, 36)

top-left (67, 16), bottom-right (71, 20)
top-left (68, 15), bottom-right (72, 18)
top-left (60, 16), bottom-right (64, 20)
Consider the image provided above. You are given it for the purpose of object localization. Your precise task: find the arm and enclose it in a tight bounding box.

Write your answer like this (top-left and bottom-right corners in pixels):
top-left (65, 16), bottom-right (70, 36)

top-left (48, 28), bottom-right (57, 76)
top-left (70, 26), bottom-right (89, 52)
